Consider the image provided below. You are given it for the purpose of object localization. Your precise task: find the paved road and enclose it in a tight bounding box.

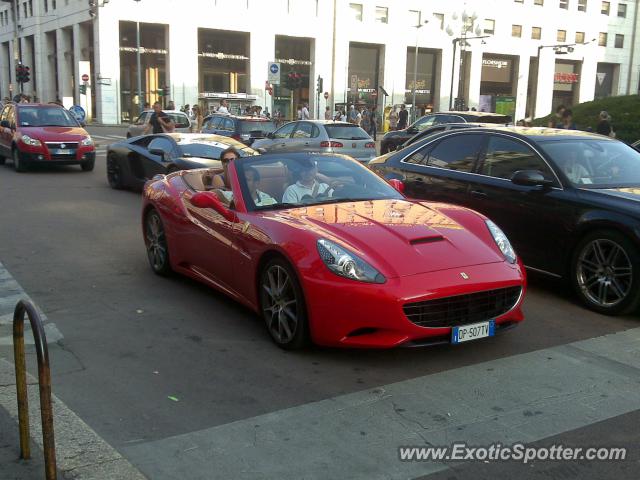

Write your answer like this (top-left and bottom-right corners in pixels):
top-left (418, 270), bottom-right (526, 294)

top-left (0, 126), bottom-right (638, 479)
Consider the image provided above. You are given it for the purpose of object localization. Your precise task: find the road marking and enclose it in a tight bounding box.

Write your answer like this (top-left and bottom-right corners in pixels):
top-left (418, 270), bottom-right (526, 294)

top-left (91, 134), bottom-right (124, 141)
top-left (0, 262), bottom-right (63, 346)
top-left (123, 327), bottom-right (640, 480)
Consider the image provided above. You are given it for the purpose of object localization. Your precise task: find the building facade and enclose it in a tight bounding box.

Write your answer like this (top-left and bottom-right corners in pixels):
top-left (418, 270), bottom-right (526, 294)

top-left (1, 0), bottom-right (638, 124)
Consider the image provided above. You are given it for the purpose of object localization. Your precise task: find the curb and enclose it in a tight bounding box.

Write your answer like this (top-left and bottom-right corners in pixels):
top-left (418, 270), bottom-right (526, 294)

top-left (0, 358), bottom-right (147, 480)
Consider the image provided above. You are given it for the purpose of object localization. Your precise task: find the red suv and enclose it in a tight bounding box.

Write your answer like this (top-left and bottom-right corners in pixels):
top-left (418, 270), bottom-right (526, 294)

top-left (0, 102), bottom-right (96, 172)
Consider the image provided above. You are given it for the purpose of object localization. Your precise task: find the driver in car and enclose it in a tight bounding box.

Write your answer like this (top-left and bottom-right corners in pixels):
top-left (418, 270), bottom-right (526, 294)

top-left (282, 159), bottom-right (333, 203)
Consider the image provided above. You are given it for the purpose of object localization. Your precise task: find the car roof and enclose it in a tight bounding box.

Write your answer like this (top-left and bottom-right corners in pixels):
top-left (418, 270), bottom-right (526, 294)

top-left (164, 132), bottom-right (251, 146)
top-left (429, 126), bottom-right (614, 142)
top-left (206, 113), bottom-right (273, 121)
top-left (15, 103), bottom-right (66, 109)
top-left (443, 111), bottom-right (511, 117)
top-left (142, 109), bottom-right (188, 115)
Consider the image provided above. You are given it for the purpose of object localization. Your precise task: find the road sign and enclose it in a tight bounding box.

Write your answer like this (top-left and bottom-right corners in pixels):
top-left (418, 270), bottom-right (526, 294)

top-left (81, 73), bottom-right (89, 82)
top-left (324, 92), bottom-right (329, 100)
top-left (268, 62), bottom-right (280, 85)
top-left (69, 105), bottom-right (86, 122)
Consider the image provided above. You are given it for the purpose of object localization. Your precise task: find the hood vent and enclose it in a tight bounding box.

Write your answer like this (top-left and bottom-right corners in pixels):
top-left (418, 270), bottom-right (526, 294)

top-left (409, 235), bottom-right (444, 245)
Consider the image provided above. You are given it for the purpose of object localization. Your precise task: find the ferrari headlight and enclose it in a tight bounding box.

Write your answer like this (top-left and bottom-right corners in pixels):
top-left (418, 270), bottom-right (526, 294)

top-left (20, 134), bottom-right (41, 146)
top-left (486, 220), bottom-right (516, 264)
top-left (81, 136), bottom-right (94, 146)
top-left (317, 239), bottom-right (385, 283)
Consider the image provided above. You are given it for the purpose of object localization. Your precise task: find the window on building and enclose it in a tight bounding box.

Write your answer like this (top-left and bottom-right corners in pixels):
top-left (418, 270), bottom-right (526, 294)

top-left (601, 1), bottom-right (610, 14)
top-left (515, 0), bottom-right (523, 3)
top-left (618, 3), bottom-right (627, 17)
top-left (532, 26), bottom-right (542, 39)
top-left (349, 2), bottom-right (362, 21)
top-left (375, 6), bottom-right (388, 23)
top-left (534, 0), bottom-right (544, 5)
top-left (433, 13), bottom-right (444, 29)
top-left (52, 0), bottom-right (56, 9)
top-left (512, 24), bottom-right (522, 37)
top-left (483, 19), bottom-right (495, 34)
top-left (559, 0), bottom-right (568, 9)
top-left (575, 31), bottom-right (585, 43)
top-left (599, 32), bottom-right (607, 46)
top-left (557, 29), bottom-right (566, 41)
top-left (409, 10), bottom-right (421, 26)
top-left (28, 0), bottom-right (32, 16)
top-left (44, 0), bottom-right (48, 12)
top-left (22, 1), bottom-right (27, 17)
top-left (615, 34), bottom-right (624, 48)
top-left (578, 0), bottom-right (587, 11)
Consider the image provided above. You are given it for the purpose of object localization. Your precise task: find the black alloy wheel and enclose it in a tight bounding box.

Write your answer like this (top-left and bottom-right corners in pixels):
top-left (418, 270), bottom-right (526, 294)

top-left (144, 209), bottom-right (172, 276)
top-left (106, 154), bottom-right (124, 189)
top-left (571, 230), bottom-right (640, 315)
top-left (259, 258), bottom-right (309, 349)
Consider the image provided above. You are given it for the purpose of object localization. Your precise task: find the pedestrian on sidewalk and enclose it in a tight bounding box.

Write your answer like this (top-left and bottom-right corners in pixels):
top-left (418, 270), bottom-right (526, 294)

top-left (144, 101), bottom-right (174, 134)
top-left (397, 105), bottom-right (408, 130)
top-left (324, 106), bottom-right (332, 120)
top-left (389, 107), bottom-right (398, 131)
top-left (217, 99), bottom-right (230, 115)
top-left (596, 111), bottom-right (615, 138)
top-left (369, 105), bottom-right (378, 141)
top-left (548, 105), bottom-right (566, 128)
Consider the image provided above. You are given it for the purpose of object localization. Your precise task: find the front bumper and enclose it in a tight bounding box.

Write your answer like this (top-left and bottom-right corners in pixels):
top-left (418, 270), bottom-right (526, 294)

top-left (16, 147), bottom-right (96, 165)
top-left (301, 261), bottom-right (526, 348)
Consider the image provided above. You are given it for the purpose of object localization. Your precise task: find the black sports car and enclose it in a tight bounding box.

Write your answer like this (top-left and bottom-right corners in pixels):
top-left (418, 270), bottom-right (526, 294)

top-left (371, 126), bottom-right (640, 315)
top-left (106, 133), bottom-right (257, 190)
top-left (380, 112), bottom-right (511, 154)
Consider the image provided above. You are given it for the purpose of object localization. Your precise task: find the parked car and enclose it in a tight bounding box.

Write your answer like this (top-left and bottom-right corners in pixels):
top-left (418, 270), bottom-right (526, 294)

top-left (0, 102), bottom-right (96, 172)
top-left (370, 126), bottom-right (640, 315)
top-left (141, 152), bottom-right (526, 349)
top-left (380, 111), bottom-right (512, 154)
top-left (126, 110), bottom-right (191, 138)
top-left (252, 121), bottom-right (376, 163)
top-left (403, 123), bottom-right (489, 149)
top-left (201, 113), bottom-right (277, 146)
top-left (107, 133), bottom-right (256, 190)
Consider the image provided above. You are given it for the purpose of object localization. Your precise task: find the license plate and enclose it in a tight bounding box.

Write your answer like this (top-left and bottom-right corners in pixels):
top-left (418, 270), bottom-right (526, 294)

top-left (452, 320), bottom-right (495, 344)
top-left (50, 149), bottom-right (76, 155)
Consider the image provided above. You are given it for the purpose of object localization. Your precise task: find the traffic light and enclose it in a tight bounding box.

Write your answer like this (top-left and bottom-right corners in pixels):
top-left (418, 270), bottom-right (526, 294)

top-left (162, 85), bottom-right (170, 97)
top-left (316, 76), bottom-right (323, 92)
top-left (80, 84), bottom-right (87, 95)
top-left (22, 65), bottom-right (29, 83)
top-left (88, 0), bottom-right (98, 17)
top-left (15, 64), bottom-right (30, 84)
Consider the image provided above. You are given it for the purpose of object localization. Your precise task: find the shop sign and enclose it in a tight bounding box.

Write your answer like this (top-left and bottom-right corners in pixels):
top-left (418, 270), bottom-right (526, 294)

top-left (554, 72), bottom-right (579, 84)
top-left (199, 52), bottom-right (249, 60)
top-left (275, 58), bottom-right (312, 66)
top-left (119, 47), bottom-right (168, 55)
top-left (481, 57), bottom-right (512, 83)
top-left (199, 92), bottom-right (257, 100)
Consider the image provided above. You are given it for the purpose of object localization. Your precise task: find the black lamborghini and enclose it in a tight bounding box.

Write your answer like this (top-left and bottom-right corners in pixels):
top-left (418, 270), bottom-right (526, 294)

top-left (106, 133), bottom-right (257, 190)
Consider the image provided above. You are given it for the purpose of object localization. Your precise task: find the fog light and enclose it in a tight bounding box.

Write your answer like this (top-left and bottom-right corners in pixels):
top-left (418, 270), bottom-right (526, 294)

top-left (38, 155), bottom-right (44, 160)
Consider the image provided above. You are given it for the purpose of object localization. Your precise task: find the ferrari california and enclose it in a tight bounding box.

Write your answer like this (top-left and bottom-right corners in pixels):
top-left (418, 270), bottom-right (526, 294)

top-left (141, 153), bottom-right (526, 349)
top-left (107, 133), bottom-right (257, 190)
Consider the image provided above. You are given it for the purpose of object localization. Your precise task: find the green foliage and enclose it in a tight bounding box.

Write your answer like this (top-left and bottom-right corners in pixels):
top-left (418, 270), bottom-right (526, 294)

top-left (532, 95), bottom-right (640, 143)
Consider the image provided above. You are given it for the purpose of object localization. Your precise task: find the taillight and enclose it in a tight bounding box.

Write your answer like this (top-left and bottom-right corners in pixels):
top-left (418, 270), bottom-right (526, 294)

top-left (231, 134), bottom-right (241, 141)
top-left (320, 141), bottom-right (343, 148)
top-left (365, 142), bottom-right (375, 148)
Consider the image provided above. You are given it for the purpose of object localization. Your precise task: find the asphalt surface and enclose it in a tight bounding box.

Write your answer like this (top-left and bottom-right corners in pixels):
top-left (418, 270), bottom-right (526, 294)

top-left (0, 124), bottom-right (638, 479)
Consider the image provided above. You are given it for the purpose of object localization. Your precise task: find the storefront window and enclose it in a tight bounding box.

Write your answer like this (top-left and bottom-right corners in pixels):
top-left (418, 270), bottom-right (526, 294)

top-left (553, 60), bottom-right (581, 110)
top-left (480, 54), bottom-right (517, 116)
top-left (594, 63), bottom-right (618, 98)
top-left (273, 35), bottom-right (312, 121)
top-left (347, 43), bottom-right (382, 108)
top-left (404, 48), bottom-right (438, 115)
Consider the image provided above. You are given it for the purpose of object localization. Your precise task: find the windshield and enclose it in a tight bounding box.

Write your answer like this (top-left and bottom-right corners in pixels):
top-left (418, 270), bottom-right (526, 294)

top-left (324, 124), bottom-right (370, 140)
top-left (18, 106), bottom-right (79, 127)
top-left (539, 139), bottom-right (640, 188)
top-left (167, 113), bottom-right (190, 128)
top-left (236, 155), bottom-right (403, 211)
top-left (179, 141), bottom-right (255, 159)
top-left (239, 120), bottom-right (277, 135)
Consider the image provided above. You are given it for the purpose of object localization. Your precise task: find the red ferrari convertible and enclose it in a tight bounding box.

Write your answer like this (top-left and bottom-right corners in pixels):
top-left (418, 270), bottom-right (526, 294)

top-left (142, 152), bottom-right (526, 349)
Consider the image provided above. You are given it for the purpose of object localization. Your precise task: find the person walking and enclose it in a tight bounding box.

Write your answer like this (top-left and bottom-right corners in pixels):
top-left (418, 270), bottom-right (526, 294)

top-left (360, 106), bottom-right (370, 133)
top-left (217, 99), bottom-right (230, 114)
top-left (548, 105), bottom-right (566, 128)
top-left (324, 106), bottom-right (332, 121)
top-left (389, 107), bottom-right (398, 131)
top-left (144, 101), bottom-right (174, 134)
top-left (301, 103), bottom-right (310, 120)
top-left (596, 111), bottom-right (615, 137)
top-left (397, 104), bottom-right (408, 130)
top-left (560, 109), bottom-right (576, 130)
top-left (348, 104), bottom-right (358, 124)
top-left (369, 105), bottom-right (378, 141)
top-left (191, 105), bottom-right (203, 132)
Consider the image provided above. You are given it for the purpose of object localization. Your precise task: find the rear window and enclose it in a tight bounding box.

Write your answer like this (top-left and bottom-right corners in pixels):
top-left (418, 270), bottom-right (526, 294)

top-left (324, 124), bottom-right (370, 140)
top-left (239, 120), bottom-right (277, 134)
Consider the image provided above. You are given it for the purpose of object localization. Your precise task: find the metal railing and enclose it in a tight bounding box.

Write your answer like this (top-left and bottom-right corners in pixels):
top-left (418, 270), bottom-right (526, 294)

top-left (13, 299), bottom-right (57, 480)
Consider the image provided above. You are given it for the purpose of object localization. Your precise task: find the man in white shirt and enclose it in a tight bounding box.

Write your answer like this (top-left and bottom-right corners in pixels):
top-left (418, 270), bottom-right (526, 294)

top-left (217, 99), bottom-right (230, 114)
top-left (282, 160), bottom-right (333, 203)
top-left (301, 103), bottom-right (310, 120)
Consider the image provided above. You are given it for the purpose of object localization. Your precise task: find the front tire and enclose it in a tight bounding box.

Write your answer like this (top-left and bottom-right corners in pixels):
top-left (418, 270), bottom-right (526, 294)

top-left (571, 230), bottom-right (640, 315)
top-left (81, 158), bottom-right (95, 171)
top-left (144, 209), bottom-right (172, 276)
top-left (107, 153), bottom-right (124, 189)
top-left (259, 258), bottom-right (309, 350)
top-left (13, 149), bottom-right (27, 172)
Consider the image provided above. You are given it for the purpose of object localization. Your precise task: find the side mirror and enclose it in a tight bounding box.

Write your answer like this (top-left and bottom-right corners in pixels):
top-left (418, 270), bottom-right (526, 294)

top-left (266, 132), bottom-right (274, 139)
top-left (0, 120), bottom-right (10, 129)
top-left (149, 148), bottom-right (165, 159)
top-left (189, 191), bottom-right (237, 222)
top-left (388, 178), bottom-right (405, 193)
top-left (511, 170), bottom-right (554, 188)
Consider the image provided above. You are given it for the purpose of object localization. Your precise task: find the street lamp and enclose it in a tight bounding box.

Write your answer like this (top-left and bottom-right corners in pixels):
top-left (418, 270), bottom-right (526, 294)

top-left (134, 0), bottom-right (143, 115)
top-left (411, 20), bottom-right (428, 123)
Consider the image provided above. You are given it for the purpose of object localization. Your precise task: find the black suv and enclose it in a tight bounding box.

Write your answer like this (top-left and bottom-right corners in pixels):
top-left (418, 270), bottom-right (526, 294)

top-left (380, 111), bottom-right (511, 154)
top-left (201, 114), bottom-right (277, 146)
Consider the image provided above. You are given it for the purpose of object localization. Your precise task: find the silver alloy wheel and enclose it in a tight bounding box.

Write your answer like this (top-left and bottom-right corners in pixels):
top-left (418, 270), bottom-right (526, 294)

top-left (262, 265), bottom-right (298, 344)
top-left (145, 212), bottom-right (167, 272)
top-left (576, 238), bottom-right (633, 308)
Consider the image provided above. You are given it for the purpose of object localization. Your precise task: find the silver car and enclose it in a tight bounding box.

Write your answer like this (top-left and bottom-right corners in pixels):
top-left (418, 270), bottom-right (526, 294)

top-left (252, 120), bottom-right (376, 163)
top-left (127, 110), bottom-right (192, 138)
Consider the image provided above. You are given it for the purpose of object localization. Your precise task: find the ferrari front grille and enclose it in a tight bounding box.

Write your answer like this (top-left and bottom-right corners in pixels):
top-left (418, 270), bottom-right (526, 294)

top-left (403, 286), bottom-right (522, 328)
